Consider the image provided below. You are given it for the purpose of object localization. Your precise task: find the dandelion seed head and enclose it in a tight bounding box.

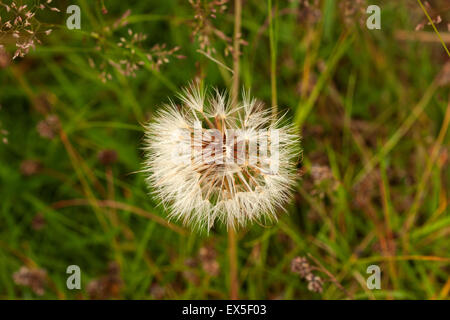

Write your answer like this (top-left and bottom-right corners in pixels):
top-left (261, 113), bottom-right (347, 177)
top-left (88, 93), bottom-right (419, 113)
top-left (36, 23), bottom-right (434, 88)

top-left (143, 84), bottom-right (300, 231)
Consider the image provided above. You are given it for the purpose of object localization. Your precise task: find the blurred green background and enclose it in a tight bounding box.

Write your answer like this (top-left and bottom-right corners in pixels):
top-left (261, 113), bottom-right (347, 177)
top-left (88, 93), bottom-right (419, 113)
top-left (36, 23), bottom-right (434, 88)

top-left (0, 0), bottom-right (449, 299)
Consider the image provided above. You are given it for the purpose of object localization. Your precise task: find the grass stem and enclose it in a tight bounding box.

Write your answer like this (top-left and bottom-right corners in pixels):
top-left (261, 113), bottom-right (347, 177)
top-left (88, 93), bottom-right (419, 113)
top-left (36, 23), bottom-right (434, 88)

top-left (228, 228), bottom-right (239, 299)
top-left (268, 0), bottom-right (277, 120)
top-left (228, 0), bottom-right (242, 300)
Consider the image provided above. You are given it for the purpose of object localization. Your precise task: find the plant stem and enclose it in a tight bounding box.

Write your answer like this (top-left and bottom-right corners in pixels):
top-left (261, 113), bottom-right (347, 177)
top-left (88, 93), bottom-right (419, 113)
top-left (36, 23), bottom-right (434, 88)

top-left (232, 0), bottom-right (242, 102)
top-left (229, 0), bottom-right (242, 300)
top-left (268, 0), bottom-right (278, 120)
top-left (228, 228), bottom-right (239, 299)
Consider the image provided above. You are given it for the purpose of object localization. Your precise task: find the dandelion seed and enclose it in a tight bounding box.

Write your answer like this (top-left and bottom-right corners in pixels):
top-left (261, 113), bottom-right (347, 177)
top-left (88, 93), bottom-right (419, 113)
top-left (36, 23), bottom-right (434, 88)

top-left (143, 84), bottom-right (301, 231)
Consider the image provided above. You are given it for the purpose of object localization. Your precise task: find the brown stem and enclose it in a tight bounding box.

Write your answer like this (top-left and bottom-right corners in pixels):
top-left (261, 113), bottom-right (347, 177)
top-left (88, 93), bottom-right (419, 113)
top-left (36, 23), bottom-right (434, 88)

top-left (228, 227), bottom-right (239, 299)
top-left (51, 198), bottom-right (187, 235)
top-left (307, 253), bottom-right (354, 299)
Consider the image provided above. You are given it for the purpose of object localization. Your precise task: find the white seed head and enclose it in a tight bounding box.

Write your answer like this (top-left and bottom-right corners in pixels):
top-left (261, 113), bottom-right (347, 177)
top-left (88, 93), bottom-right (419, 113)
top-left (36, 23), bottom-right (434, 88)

top-left (143, 84), bottom-right (300, 231)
